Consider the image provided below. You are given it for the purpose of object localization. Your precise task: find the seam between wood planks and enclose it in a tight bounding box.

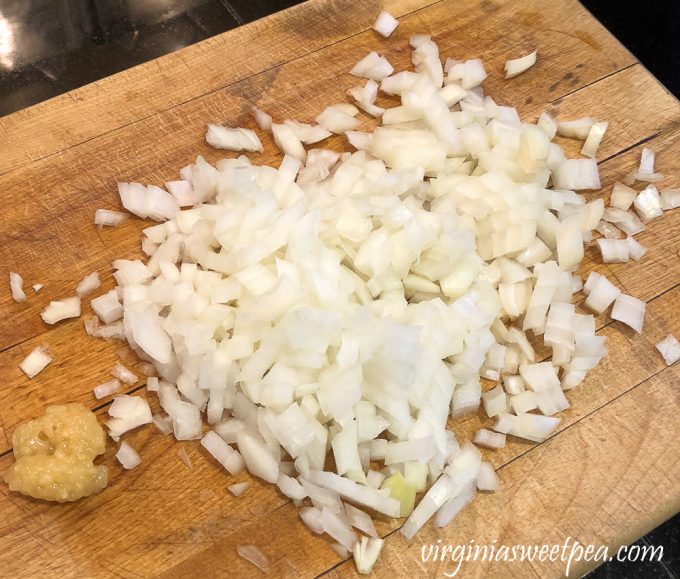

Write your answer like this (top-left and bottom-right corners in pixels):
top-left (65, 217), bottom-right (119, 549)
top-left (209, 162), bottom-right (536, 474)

top-left (0, 0), bottom-right (446, 180)
top-left (549, 62), bottom-right (637, 104)
top-left (313, 357), bottom-right (680, 578)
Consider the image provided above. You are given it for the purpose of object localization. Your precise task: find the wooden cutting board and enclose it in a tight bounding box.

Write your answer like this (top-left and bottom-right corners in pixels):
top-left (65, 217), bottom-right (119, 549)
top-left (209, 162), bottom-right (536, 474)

top-left (1, 0), bottom-right (678, 576)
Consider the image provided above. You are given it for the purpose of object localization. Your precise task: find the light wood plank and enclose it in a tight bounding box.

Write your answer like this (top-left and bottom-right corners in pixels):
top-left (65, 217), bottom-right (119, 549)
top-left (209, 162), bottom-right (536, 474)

top-left (0, 0), bottom-right (438, 175)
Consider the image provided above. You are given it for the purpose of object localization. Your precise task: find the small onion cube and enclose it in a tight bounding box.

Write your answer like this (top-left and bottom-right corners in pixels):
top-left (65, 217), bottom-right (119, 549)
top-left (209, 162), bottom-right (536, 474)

top-left (655, 335), bottom-right (680, 366)
top-left (373, 11), bottom-right (399, 38)
top-left (41, 296), bottom-right (81, 325)
top-left (205, 124), bottom-right (263, 152)
top-left (93, 378), bottom-right (121, 399)
top-left (116, 441), bottom-right (142, 470)
top-left (19, 345), bottom-right (53, 378)
top-left (611, 293), bottom-right (645, 333)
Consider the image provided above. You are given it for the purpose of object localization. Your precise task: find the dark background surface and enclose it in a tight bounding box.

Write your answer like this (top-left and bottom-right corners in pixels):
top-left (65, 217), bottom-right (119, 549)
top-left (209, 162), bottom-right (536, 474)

top-left (0, 0), bottom-right (677, 577)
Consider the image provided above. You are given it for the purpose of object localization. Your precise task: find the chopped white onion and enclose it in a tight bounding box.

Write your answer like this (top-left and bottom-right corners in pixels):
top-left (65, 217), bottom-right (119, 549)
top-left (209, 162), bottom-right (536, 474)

top-left (504, 51), bottom-right (537, 79)
top-left (93, 378), bottom-right (121, 399)
top-left (94, 209), bottom-right (127, 227)
top-left (581, 121), bottom-right (608, 158)
top-left (41, 296), bottom-right (81, 324)
top-left (116, 441), bottom-right (142, 470)
top-left (596, 239), bottom-right (629, 263)
top-left (228, 482), bottom-right (250, 497)
top-left (473, 428), bottom-right (506, 449)
top-left (111, 362), bottom-right (138, 385)
top-left (610, 182), bottom-right (637, 210)
top-left (557, 117), bottom-right (594, 139)
top-left (76, 272), bottom-right (101, 298)
top-left (353, 536), bottom-right (384, 574)
top-left (252, 107), bottom-right (272, 131)
top-left (633, 184), bottom-right (663, 222)
top-left (611, 293), bottom-right (645, 333)
top-left (655, 335), bottom-right (680, 366)
top-left (237, 545), bottom-right (269, 573)
top-left (32, 283), bottom-right (43, 293)
top-left (107, 395), bottom-right (153, 438)
top-left (202, 431), bottom-right (245, 475)
top-left (373, 11), bottom-right (398, 38)
top-left (9, 272), bottom-right (26, 302)
top-left (19, 345), bottom-right (53, 378)
top-left (350, 51), bottom-right (394, 81)
top-left (660, 188), bottom-right (680, 210)
top-left (205, 125), bottom-right (263, 152)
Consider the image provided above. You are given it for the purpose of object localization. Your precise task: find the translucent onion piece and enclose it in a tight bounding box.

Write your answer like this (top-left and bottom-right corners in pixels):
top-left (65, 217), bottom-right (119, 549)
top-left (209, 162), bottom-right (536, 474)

top-left (504, 50), bottom-right (537, 79)
top-left (581, 121), bottom-right (608, 158)
top-left (9, 271), bottom-right (26, 302)
top-left (611, 293), bottom-right (645, 333)
top-left (205, 125), bottom-right (263, 152)
top-left (19, 345), bottom-right (53, 378)
top-left (237, 545), bottom-right (269, 573)
top-left (655, 334), bottom-right (680, 366)
top-left (373, 11), bottom-right (399, 38)
top-left (116, 441), bottom-right (141, 470)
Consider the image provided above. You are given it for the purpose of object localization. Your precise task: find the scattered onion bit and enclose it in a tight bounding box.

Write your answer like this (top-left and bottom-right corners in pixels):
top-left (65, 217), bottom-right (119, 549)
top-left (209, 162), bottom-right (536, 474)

top-left (655, 334), bottom-right (680, 366)
top-left (237, 545), bottom-right (269, 573)
top-left (19, 345), bottom-right (53, 379)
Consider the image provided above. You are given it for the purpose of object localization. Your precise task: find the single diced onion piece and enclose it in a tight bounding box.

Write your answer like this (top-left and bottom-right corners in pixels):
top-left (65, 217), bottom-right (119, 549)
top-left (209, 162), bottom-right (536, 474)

top-left (476, 462), bottom-right (499, 491)
top-left (237, 430), bottom-right (279, 483)
top-left (271, 123), bottom-right (306, 160)
top-left (76, 272), bottom-right (101, 298)
top-left (350, 51), bottom-right (394, 81)
top-left (9, 272), bottom-right (26, 302)
top-left (111, 362), bottom-right (138, 385)
top-left (611, 294), bottom-right (645, 333)
top-left (660, 188), bottom-right (680, 210)
top-left (228, 482), bottom-right (250, 497)
top-left (41, 296), bottom-right (81, 324)
top-left (655, 335), bottom-right (680, 366)
top-left (93, 378), bottom-right (121, 399)
top-left (202, 431), bottom-right (246, 476)
top-left (237, 545), bottom-right (269, 573)
top-left (557, 117), bottom-right (594, 139)
top-left (639, 147), bottom-right (655, 174)
top-left (94, 209), bottom-right (127, 227)
top-left (610, 182), bottom-right (637, 210)
top-left (91, 290), bottom-right (123, 324)
top-left (19, 345), bottom-right (53, 378)
top-left (316, 106), bottom-right (361, 134)
top-left (553, 159), bottom-right (600, 190)
top-left (205, 124), bottom-right (263, 152)
top-left (32, 283), bottom-right (43, 293)
top-left (353, 536), bottom-right (384, 575)
top-left (252, 107), bottom-right (272, 131)
top-left (504, 50), bottom-right (537, 79)
top-left (626, 237), bottom-right (646, 261)
top-left (597, 239), bottom-right (629, 263)
top-left (633, 184), bottom-right (663, 222)
top-left (116, 441), bottom-right (141, 470)
top-left (581, 121), bottom-right (608, 158)
top-left (152, 413), bottom-right (173, 435)
top-left (584, 273), bottom-right (620, 314)
top-left (473, 428), bottom-right (506, 449)
top-left (178, 447), bottom-right (192, 469)
top-left (481, 385), bottom-right (506, 418)
top-left (373, 11), bottom-right (399, 38)
top-left (107, 395), bottom-right (153, 437)
top-left (537, 112), bottom-right (557, 139)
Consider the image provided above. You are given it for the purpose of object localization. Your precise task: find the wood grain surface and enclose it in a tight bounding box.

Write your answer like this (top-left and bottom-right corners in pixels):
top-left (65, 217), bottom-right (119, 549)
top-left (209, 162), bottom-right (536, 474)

top-left (0, 0), bottom-right (678, 577)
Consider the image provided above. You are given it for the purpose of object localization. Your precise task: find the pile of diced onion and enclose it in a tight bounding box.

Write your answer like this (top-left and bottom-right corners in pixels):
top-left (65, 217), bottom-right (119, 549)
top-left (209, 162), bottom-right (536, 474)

top-left (11, 11), bottom-right (680, 575)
